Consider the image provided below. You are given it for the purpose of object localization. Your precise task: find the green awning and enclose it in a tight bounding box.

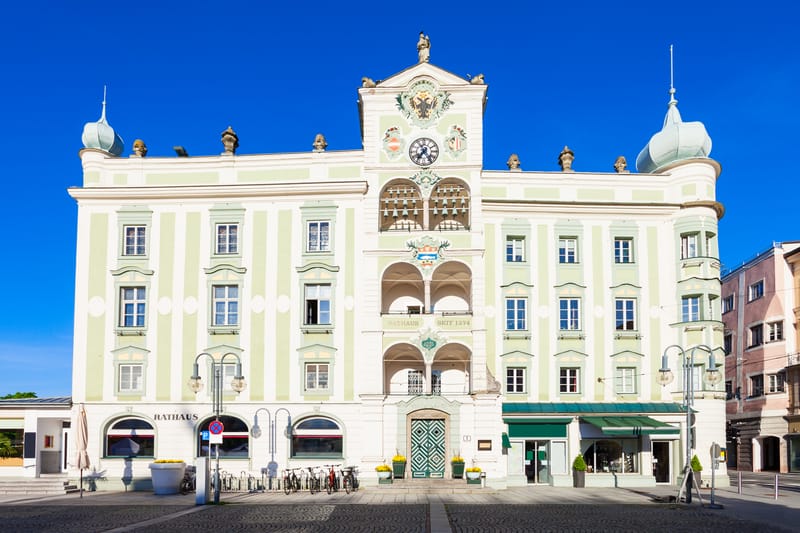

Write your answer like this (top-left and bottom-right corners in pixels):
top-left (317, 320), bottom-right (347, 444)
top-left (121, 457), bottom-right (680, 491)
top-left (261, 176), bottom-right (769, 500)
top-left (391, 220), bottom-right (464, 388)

top-left (504, 418), bottom-right (572, 438)
top-left (502, 432), bottom-right (512, 448)
top-left (582, 416), bottom-right (679, 436)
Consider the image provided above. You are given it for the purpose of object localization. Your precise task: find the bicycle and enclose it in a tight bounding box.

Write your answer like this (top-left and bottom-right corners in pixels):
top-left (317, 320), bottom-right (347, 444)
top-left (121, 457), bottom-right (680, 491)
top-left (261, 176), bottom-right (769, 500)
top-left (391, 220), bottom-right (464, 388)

top-left (283, 468), bottom-right (301, 495)
top-left (324, 464), bottom-right (340, 494)
top-left (307, 466), bottom-right (321, 494)
top-left (180, 465), bottom-right (196, 494)
top-left (341, 466), bottom-right (359, 494)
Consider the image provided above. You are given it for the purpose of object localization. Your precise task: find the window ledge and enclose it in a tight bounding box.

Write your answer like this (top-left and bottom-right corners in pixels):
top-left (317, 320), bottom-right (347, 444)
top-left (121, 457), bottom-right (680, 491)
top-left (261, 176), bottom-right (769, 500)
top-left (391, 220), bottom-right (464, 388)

top-left (504, 332), bottom-right (531, 340)
top-left (302, 326), bottom-right (334, 334)
top-left (209, 327), bottom-right (239, 335)
top-left (116, 328), bottom-right (146, 336)
top-left (614, 331), bottom-right (641, 340)
top-left (558, 332), bottom-right (585, 340)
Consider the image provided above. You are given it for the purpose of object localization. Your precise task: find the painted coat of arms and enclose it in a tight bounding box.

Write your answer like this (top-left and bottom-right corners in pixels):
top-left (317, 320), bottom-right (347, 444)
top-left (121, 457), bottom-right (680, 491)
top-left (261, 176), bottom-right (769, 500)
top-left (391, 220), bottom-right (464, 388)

top-left (407, 235), bottom-right (450, 271)
top-left (444, 125), bottom-right (467, 156)
top-left (396, 80), bottom-right (453, 128)
top-left (382, 126), bottom-right (405, 160)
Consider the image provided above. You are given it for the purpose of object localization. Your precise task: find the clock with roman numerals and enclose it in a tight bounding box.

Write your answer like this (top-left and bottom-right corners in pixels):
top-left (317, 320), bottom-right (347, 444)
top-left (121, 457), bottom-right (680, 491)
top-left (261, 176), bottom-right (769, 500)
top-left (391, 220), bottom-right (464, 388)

top-left (409, 137), bottom-right (439, 166)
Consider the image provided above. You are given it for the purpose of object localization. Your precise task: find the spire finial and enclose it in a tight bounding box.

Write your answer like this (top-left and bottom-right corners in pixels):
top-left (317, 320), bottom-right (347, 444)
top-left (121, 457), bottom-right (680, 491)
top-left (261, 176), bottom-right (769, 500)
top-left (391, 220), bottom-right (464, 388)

top-left (668, 45), bottom-right (677, 104)
top-left (100, 85), bottom-right (108, 122)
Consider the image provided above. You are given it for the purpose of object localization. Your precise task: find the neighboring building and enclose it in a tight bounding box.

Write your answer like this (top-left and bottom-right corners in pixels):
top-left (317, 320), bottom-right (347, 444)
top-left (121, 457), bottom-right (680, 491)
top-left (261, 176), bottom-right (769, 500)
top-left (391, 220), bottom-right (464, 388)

top-left (0, 397), bottom-right (72, 478)
top-left (782, 247), bottom-right (800, 471)
top-left (68, 38), bottom-right (727, 490)
top-left (723, 242), bottom-right (800, 472)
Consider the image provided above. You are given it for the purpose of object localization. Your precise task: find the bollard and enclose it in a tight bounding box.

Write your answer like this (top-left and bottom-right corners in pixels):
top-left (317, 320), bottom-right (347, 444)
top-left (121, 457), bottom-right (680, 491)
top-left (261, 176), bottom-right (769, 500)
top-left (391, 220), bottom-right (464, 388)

top-left (775, 474), bottom-right (779, 500)
top-left (737, 471), bottom-right (742, 494)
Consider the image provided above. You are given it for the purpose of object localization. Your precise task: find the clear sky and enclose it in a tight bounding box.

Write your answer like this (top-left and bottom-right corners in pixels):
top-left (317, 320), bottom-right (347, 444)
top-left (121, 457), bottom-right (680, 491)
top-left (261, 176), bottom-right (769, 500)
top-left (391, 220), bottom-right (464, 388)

top-left (1, 1), bottom-right (797, 397)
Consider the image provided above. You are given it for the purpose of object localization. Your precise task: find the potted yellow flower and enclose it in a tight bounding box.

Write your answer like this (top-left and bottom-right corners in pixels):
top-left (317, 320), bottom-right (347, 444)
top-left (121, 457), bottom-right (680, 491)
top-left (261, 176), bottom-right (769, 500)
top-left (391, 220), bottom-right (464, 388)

top-left (466, 466), bottom-right (481, 484)
top-left (392, 451), bottom-right (407, 479)
top-left (149, 459), bottom-right (186, 494)
top-left (451, 454), bottom-right (465, 479)
top-left (375, 463), bottom-right (392, 484)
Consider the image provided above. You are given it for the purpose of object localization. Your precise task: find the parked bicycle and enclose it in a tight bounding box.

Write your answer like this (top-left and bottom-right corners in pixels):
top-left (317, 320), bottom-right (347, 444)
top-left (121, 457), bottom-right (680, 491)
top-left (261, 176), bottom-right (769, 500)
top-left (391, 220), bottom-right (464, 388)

top-left (180, 465), bottom-right (196, 494)
top-left (283, 468), bottom-right (302, 495)
top-left (341, 465), bottom-right (359, 494)
top-left (324, 464), bottom-right (341, 494)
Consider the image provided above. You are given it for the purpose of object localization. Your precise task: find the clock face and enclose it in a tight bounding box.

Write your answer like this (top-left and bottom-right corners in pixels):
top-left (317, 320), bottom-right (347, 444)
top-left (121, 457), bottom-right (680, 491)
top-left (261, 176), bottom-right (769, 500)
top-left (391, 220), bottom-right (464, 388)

top-left (409, 137), bottom-right (439, 166)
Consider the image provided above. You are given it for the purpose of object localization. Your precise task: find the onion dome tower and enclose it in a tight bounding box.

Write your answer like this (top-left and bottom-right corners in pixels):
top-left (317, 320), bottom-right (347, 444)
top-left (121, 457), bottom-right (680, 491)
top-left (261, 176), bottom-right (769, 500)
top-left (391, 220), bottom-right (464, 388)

top-left (81, 88), bottom-right (124, 156)
top-left (636, 48), bottom-right (712, 173)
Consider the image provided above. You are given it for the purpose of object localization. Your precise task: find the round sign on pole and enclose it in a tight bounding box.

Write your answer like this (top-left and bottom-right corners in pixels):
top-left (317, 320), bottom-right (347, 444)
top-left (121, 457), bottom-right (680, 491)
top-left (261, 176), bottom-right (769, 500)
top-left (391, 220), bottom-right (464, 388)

top-left (209, 420), bottom-right (225, 435)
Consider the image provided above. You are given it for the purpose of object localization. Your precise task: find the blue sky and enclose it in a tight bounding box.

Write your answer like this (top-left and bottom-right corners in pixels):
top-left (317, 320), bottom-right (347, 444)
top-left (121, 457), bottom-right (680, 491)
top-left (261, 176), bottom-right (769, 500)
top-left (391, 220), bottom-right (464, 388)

top-left (1, 1), bottom-right (797, 397)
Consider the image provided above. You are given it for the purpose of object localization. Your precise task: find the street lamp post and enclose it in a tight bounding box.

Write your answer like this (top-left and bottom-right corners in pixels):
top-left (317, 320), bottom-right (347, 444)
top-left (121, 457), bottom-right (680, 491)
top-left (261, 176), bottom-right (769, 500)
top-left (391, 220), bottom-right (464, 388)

top-left (251, 408), bottom-right (292, 489)
top-left (188, 352), bottom-right (246, 504)
top-left (658, 344), bottom-right (721, 504)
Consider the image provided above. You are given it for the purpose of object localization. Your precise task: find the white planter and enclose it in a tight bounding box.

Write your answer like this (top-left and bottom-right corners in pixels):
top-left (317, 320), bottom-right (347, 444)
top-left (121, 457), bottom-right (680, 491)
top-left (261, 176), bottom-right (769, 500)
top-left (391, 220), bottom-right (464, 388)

top-left (149, 462), bottom-right (186, 495)
top-left (377, 471), bottom-right (392, 480)
top-left (466, 471), bottom-right (481, 480)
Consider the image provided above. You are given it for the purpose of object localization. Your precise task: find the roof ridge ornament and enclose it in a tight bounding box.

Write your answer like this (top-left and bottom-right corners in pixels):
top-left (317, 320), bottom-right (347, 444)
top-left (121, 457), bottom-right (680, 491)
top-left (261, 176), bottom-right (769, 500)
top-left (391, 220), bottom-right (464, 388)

top-left (81, 85), bottom-right (124, 156)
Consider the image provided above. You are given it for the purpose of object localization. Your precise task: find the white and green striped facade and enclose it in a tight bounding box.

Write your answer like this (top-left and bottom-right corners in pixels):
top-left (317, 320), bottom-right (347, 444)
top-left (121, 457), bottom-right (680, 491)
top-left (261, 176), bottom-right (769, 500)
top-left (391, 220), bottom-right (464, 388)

top-left (69, 60), bottom-right (727, 489)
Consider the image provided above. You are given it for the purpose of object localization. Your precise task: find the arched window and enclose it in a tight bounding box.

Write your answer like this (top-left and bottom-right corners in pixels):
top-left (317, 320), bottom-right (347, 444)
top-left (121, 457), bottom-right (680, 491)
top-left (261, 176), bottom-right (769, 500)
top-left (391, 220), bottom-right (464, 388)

top-left (291, 417), bottom-right (343, 458)
top-left (105, 417), bottom-right (155, 458)
top-left (430, 181), bottom-right (469, 230)
top-left (197, 416), bottom-right (249, 458)
top-left (379, 181), bottom-right (423, 231)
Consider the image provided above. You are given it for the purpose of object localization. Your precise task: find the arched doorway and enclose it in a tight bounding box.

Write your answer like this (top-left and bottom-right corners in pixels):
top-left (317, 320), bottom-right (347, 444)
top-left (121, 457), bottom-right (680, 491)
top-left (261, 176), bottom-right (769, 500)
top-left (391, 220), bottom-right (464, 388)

top-left (409, 409), bottom-right (449, 478)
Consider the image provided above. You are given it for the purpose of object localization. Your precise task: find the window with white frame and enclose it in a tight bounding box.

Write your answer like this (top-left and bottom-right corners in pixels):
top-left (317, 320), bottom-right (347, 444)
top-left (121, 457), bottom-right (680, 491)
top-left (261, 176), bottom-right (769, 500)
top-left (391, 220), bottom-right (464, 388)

top-left (614, 298), bottom-right (636, 330)
top-left (215, 223), bottom-right (239, 254)
top-left (558, 237), bottom-right (578, 263)
top-left (105, 418), bottom-right (154, 458)
top-left (614, 367), bottom-right (637, 394)
top-left (724, 333), bottom-right (733, 355)
top-left (305, 363), bottom-right (329, 391)
top-left (304, 284), bottom-right (331, 325)
top-left (614, 238), bottom-right (633, 263)
top-left (212, 285), bottom-right (239, 326)
top-left (722, 294), bottom-right (734, 314)
top-left (307, 221), bottom-right (331, 252)
top-left (120, 287), bottom-right (146, 327)
top-left (505, 298), bottom-right (527, 330)
top-left (681, 296), bottom-right (700, 322)
top-left (118, 364), bottom-right (143, 393)
top-left (768, 321), bottom-right (783, 342)
top-left (220, 363), bottom-right (240, 392)
top-left (506, 236), bottom-right (525, 262)
top-left (408, 370), bottom-right (423, 394)
top-left (559, 298), bottom-right (581, 330)
top-left (750, 374), bottom-right (764, 397)
top-left (506, 367), bottom-right (526, 393)
top-left (681, 233), bottom-right (699, 259)
top-left (768, 372), bottom-right (786, 394)
top-left (749, 324), bottom-right (763, 348)
top-left (123, 225), bottom-right (146, 256)
top-left (748, 280), bottom-right (764, 302)
top-left (560, 367), bottom-right (580, 393)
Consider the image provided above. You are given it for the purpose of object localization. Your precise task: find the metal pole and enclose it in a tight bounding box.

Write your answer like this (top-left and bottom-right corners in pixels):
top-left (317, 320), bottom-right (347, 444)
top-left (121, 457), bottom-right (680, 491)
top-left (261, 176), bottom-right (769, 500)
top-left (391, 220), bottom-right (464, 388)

top-left (775, 474), bottom-right (779, 500)
top-left (738, 470), bottom-right (742, 494)
top-left (685, 352), bottom-right (693, 504)
top-left (213, 364), bottom-right (221, 504)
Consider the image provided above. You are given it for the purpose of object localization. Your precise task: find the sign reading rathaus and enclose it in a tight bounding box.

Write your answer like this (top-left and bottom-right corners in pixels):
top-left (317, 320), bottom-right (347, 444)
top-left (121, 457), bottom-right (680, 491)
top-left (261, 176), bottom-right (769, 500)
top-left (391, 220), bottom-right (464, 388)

top-left (67, 34), bottom-right (726, 490)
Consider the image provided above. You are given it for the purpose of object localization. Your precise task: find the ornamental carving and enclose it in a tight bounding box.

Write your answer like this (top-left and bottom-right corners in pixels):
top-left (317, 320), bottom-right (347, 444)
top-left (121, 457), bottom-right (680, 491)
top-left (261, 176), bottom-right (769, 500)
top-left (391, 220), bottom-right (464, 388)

top-left (407, 235), bottom-right (450, 273)
top-left (396, 80), bottom-right (453, 128)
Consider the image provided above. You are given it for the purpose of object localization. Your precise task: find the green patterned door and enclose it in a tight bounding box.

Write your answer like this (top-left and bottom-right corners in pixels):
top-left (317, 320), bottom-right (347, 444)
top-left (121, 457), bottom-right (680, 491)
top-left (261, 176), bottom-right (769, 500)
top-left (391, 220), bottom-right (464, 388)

top-left (411, 418), bottom-right (445, 478)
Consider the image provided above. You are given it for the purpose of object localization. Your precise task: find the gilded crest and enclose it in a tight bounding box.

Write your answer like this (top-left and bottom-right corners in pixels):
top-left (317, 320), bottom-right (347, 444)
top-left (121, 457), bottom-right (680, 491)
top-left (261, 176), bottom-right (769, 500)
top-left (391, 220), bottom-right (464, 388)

top-left (396, 80), bottom-right (453, 128)
top-left (407, 235), bottom-right (450, 272)
top-left (444, 125), bottom-right (467, 156)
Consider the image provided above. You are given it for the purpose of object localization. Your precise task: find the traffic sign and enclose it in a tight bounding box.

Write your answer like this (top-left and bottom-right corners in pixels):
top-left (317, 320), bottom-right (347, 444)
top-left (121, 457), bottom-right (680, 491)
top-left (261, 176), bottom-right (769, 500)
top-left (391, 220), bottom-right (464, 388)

top-left (201, 430), bottom-right (209, 441)
top-left (209, 420), bottom-right (224, 435)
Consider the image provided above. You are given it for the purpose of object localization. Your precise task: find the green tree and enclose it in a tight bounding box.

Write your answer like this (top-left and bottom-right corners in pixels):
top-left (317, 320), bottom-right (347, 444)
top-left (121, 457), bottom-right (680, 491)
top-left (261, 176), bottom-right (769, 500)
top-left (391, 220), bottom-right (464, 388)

top-left (572, 454), bottom-right (587, 471)
top-left (0, 392), bottom-right (37, 399)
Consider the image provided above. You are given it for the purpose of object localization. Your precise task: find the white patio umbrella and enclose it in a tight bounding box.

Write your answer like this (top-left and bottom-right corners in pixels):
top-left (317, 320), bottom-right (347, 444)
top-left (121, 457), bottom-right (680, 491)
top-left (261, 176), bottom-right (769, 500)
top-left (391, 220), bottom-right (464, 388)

top-left (75, 404), bottom-right (90, 498)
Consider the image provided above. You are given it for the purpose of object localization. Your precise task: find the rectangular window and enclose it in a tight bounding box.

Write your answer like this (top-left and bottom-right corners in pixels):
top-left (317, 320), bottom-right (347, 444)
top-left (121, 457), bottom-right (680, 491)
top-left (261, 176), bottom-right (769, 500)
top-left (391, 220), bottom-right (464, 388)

top-left (307, 221), bottom-right (331, 252)
top-left (305, 284), bottom-right (331, 325)
top-left (119, 364), bottom-right (143, 392)
top-left (749, 324), bottom-right (763, 348)
top-left (725, 380), bottom-right (733, 400)
top-left (681, 296), bottom-right (700, 322)
top-left (506, 367), bottom-right (526, 393)
top-left (724, 334), bottom-right (733, 356)
top-left (505, 298), bottom-right (527, 330)
top-left (123, 225), bottom-right (146, 256)
top-left (506, 236), bottom-right (525, 262)
top-left (559, 367), bottom-right (580, 393)
top-left (722, 295), bottom-right (734, 314)
top-left (681, 233), bottom-right (699, 259)
top-left (216, 223), bottom-right (239, 254)
top-left (558, 237), bottom-right (578, 264)
top-left (212, 285), bottom-right (239, 326)
top-left (748, 280), bottom-right (764, 301)
top-left (768, 321), bottom-right (783, 342)
top-left (768, 372), bottom-right (786, 394)
top-left (615, 367), bottom-right (637, 394)
top-left (408, 370), bottom-right (423, 394)
top-left (615, 298), bottom-right (636, 330)
top-left (559, 298), bottom-right (581, 330)
top-left (614, 238), bottom-right (633, 263)
top-left (750, 374), bottom-right (764, 397)
top-left (120, 287), bottom-right (146, 327)
top-left (305, 363), bottom-right (329, 391)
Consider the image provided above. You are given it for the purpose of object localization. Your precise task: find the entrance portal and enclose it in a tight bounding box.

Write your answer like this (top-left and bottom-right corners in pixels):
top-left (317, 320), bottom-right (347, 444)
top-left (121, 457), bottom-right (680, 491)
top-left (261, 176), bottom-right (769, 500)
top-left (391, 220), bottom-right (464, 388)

top-left (411, 418), bottom-right (445, 478)
top-left (524, 440), bottom-right (550, 484)
top-left (652, 441), bottom-right (670, 483)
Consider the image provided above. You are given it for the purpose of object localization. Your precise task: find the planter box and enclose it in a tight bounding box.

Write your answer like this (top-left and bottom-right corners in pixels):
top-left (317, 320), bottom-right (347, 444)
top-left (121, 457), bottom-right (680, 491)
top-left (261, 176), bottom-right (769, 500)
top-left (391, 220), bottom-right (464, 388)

top-left (466, 477), bottom-right (481, 485)
top-left (149, 462), bottom-right (185, 495)
top-left (392, 461), bottom-right (406, 479)
top-left (452, 462), bottom-right (465, 479)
